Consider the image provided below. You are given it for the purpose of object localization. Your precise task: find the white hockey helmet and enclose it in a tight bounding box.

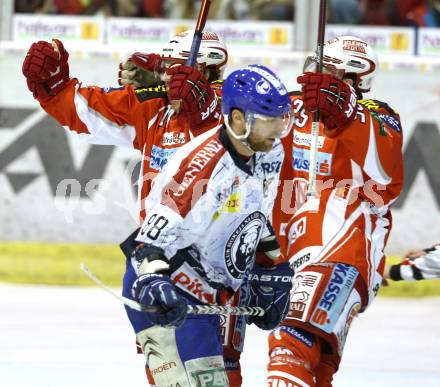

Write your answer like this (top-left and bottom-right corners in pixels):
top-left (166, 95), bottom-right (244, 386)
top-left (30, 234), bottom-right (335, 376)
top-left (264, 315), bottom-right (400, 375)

top-left (161, 30), bottom-right (228, 71)
top-left (304, 36), bottom-right (379, 93)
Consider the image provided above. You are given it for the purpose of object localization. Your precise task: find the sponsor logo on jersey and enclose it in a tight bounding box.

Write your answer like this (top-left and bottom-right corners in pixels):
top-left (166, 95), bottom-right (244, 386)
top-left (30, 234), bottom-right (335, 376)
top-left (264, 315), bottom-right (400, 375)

top-left (261, 161), bottom-right (282, 173)
top-left (190, 369), bottom-right (227, 387)
top-left (186, 356), bottom-right (227, 387)
top-left (222, 192), bottom-right (241, 212)
top-left (162, 131), bottom-right (186, 145)
top-left (143, 336), bottom-right (163, 363)
top-left (292, 252), bottom-right (311, 270)
top-left (174, 139), bottom-right (223, 197)
top-left (378, 113), bottom-right (402, 133)
top-left (287, 216), bottom-right (306, 245)
top-left (213, 177), bottom-right (241, 219)
top-left (172, 265), bottom-right (216, 304)
top-left (225, 211), bottom-right (266, 279)
top-left (293, 148), bottom-right (332, 176)
top-left (293, 131), bottom-right (325, 149)
top-left (275, 326), bottom-right (314, 348)
top-left (310, 264), bottom-right (358, 333)
top-left (286, 272), bottom-right (322, 321)
top-left (150, 145), bottom-right (178, 171)
top-left (152, 361), bottom-right (177, 376)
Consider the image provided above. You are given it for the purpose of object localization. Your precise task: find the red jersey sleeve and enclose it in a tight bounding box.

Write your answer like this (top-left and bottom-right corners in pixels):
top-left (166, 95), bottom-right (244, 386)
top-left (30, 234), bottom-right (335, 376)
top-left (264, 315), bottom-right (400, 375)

top-left (40, 79), bottom-right (143, 150)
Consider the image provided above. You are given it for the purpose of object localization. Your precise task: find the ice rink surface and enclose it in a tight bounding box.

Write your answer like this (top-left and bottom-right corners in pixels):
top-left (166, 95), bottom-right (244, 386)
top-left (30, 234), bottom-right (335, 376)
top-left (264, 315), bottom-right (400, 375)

top-left (1, 284), bottom-right (439, 387)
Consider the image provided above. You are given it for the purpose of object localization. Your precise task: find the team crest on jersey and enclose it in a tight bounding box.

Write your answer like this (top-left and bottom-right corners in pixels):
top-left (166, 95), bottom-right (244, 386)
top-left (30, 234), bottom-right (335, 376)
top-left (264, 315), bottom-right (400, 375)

top-left (224, 212), bottom-right (266, 279)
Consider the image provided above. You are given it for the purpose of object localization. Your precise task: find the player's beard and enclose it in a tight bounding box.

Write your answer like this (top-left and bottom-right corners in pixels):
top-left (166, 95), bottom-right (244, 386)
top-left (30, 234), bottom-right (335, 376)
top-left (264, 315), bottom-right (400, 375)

top-left (247, 134), bottom-right (276, 152)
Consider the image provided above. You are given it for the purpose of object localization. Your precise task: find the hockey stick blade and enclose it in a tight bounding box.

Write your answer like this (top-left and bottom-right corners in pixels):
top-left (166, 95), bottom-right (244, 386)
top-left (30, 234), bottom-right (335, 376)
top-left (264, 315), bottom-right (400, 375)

top-left (80, 264), bottom-right (265, 316)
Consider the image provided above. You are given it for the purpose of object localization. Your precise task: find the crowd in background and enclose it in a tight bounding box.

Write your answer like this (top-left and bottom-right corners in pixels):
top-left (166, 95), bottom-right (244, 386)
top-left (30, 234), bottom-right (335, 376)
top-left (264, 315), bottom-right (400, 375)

top-left (14, 0), bottom-right (440, 26)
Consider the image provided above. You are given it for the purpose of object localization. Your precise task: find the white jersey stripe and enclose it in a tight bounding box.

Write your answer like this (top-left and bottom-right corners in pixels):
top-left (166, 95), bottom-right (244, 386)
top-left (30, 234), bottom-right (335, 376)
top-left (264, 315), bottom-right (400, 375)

top-left (73, 85), bottom-right (136, 147)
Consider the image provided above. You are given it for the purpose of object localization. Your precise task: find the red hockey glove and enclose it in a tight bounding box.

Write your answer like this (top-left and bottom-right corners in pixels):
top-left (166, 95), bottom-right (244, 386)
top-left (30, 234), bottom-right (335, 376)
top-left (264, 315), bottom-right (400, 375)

top-left (22, 39), bottom-right (70, 101)
top-left (297, 72), bottom-right (358, 135)
top-left (130, 52), bottom-right (162, 72)
top-left (167, 65), bottom-right (219, 129)
top-left (117, 53), bottom-right (161, 87)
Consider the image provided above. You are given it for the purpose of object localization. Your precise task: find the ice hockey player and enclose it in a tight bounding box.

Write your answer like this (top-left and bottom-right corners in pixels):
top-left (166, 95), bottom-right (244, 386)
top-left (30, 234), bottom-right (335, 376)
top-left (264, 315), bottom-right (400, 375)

top-left (21, 30), bottom-right (235, 384)
top-left (123, 64), bottom-right (295, 387)
top-left (268, 36), bottom-right (404, 386)
top-left (116, 33), bottom-right (248, 386)
top-left (384, 243), bottom-right (440, 281)
top-left (21, 30), bottom-right (225, 220)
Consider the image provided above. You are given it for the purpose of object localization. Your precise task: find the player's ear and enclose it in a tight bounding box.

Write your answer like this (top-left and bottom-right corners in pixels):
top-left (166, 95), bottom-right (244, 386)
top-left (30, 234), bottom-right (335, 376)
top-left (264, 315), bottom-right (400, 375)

top-left (231, 109), bottom-right (245, 134)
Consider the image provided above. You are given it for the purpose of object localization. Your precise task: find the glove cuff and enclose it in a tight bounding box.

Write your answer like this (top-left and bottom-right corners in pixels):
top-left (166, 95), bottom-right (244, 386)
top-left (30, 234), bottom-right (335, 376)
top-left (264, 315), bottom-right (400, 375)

top-left (139, 259), bottom-right (170, 275)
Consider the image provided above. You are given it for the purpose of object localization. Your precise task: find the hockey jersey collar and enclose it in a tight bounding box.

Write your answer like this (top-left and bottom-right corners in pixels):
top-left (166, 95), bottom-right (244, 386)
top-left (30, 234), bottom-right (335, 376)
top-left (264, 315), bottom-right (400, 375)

top-left (219, 126), bottom-right (254, 176)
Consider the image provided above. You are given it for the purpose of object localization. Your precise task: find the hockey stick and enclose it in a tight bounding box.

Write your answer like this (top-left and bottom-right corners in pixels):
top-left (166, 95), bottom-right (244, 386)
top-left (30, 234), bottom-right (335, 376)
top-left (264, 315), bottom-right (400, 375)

top-left (186, 0), bottom-right (213, 67)
top-left (80, 264), bottom-right (265, 317)
top-left (307, 0), bottom-right (328, 197)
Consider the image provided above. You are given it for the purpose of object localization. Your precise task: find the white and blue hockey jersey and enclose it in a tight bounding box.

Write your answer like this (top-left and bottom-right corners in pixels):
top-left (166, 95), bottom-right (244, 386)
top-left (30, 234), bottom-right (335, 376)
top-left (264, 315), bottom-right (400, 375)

top-left (133, 126), bottom-right (284, 304)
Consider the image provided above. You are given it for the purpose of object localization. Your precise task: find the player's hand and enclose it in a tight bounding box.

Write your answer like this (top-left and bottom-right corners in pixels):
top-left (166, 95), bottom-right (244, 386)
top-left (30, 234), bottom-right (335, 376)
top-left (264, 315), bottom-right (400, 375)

top-left (118, 53), bottom-right (161, 88)
top-left (132, 273), bottom-right (187, 327)
top-left (167, 65), bottom-right (219, 129)
top-left (246, 262), bottom-right (294, 330)
top-left (297, 72), bottom-right (358, 135)
top-left (22, 39), bottom-right (70, 101)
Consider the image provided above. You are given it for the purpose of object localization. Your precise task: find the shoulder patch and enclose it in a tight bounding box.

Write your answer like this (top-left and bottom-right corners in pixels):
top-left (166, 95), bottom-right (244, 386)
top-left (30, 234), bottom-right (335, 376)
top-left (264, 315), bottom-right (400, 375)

top-left (359, 99), bottom-right (402, 133)
top-left (359, 99), bottom-right (399, 116)
top-left (135, 84), bottom-right (168, 102)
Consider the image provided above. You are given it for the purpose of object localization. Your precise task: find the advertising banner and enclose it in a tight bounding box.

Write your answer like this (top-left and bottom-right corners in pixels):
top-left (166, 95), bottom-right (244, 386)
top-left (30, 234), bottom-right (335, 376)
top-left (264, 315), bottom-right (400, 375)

top-left (106, 18), bottom-right (293, 50)
top-left (418, 27), bottom-right (440, 56)
top-left (13, 14), bottom-right (105, 43)
top-left (106, 17), bottom-right (173, 48)
top-left (327, 25), bottom-right (415, 55)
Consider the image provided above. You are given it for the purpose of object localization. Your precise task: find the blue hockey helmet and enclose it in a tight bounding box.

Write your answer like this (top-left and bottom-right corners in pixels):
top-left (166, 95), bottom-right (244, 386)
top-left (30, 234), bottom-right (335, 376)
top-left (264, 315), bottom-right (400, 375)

top-left (222, 65), bottom-right (293, 147)
top-left (222, 64), bottom-right (291, 117)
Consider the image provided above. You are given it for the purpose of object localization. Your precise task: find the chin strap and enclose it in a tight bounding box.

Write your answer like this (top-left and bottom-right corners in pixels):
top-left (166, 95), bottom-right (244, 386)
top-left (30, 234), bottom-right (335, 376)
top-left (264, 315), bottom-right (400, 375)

top-left (224, 113), bottom-right (257, 153)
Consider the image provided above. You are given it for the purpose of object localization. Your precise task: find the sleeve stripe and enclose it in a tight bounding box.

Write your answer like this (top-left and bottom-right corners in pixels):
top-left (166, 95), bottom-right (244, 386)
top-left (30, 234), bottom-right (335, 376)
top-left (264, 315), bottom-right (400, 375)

top-left (161, 132), bottom-right (226, 217)
top-left (411, 265), bottom-right (424, 280)
top-left (73, 87), bottom-right (137, 148)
